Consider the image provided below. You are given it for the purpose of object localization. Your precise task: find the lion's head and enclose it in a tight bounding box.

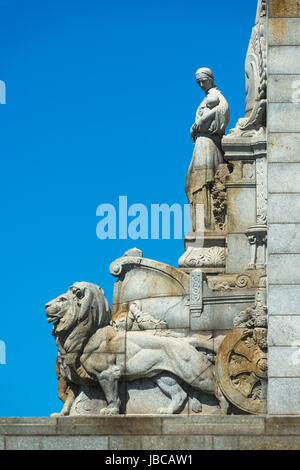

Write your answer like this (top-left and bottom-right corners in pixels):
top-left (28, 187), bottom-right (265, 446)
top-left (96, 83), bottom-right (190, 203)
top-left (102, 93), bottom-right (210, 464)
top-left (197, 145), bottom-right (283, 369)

top-left (46, 282), bottom-right (111, 336)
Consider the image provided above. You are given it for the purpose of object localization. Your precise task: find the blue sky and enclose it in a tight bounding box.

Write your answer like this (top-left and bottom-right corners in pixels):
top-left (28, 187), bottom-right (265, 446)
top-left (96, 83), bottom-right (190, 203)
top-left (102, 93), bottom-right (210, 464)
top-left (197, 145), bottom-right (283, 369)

top-left (0, 0), bottom-right (258, 416)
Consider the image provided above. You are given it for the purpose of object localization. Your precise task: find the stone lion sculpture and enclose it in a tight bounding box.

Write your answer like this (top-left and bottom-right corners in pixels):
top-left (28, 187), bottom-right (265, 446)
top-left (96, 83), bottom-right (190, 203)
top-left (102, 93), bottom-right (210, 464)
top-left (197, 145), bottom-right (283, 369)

top-left (46, 282), bottom-right (229, 415)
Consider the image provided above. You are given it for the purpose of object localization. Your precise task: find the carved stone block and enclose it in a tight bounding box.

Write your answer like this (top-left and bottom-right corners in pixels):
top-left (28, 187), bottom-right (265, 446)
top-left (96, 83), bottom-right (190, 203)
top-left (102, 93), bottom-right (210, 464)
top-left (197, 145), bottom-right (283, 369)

top-left (178, 247), bottom-right (226, 272)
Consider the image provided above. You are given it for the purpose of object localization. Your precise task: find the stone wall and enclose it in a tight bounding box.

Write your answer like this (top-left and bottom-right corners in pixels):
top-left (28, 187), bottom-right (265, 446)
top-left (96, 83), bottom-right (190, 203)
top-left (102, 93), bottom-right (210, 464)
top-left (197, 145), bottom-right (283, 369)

top-left (2, 416), bottom-right (300, 450)
top-left (267, 0), bottom-right (300, 415)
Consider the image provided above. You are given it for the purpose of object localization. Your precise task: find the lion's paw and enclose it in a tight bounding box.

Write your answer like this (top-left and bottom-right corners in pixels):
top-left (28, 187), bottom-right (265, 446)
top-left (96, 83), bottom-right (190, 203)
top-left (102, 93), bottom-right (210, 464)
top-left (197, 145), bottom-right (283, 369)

top-left (100, 407), bottom-right (119, 416)
top-left (50, 411), bottom-right (70, 417)
top-left (158, 407), bottom-right (173, 415)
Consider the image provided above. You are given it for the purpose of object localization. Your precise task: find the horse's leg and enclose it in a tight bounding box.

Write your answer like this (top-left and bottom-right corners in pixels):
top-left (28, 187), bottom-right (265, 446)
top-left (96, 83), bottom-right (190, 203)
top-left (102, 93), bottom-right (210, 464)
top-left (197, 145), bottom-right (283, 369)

top-left (97, 366), bottom-right (122, 415)
top-left (154, 374), bottom-right (187, 414)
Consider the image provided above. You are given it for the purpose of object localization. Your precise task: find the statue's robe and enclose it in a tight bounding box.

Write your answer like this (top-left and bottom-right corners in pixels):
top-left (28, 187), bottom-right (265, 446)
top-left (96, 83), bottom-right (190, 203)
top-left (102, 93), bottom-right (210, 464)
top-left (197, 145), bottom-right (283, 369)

top-left (185, 87), bottom-right (229, 231)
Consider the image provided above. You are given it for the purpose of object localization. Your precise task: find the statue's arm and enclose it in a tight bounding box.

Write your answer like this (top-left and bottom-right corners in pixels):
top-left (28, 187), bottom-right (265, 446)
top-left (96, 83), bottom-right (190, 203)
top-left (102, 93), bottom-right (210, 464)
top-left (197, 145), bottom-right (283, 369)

top-left (191, 109), bottom-right (217, 139)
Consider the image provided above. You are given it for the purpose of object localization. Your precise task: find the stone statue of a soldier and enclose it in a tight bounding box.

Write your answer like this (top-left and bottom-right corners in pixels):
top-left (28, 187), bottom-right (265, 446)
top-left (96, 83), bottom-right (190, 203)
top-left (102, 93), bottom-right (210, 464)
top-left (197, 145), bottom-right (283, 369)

top-left (186, 68), bottom-right (229, 231)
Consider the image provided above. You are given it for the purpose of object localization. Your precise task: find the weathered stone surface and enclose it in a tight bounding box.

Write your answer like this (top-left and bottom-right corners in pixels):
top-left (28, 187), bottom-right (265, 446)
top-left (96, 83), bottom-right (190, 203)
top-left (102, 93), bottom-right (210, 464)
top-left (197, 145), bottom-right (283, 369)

top-left (266, 416), bottom-right (300, 435)
top-left (5, 436), bottom-right (41, 450)
top-left (141, 435), bottom-right (213, 450)
top-left (269, 163), bottom-right (300, 193)
top-left (268, 46), bottom-right (300, 74)
top-left (109, 436), bottom-right (142, 450)
top-left (269, 133), bottom-right (300, 162)
top-left (268, 194), bottom-right (300, 223)
top-left (268, 284), bottom-right (300, 315)
top-left (268, 75), bottom-right (300, 103)
top-left (268, 316), bottom-right (300, 346)
top-left (110, 253), bottom-right (190, 329)
top-left (162, 415), bottom-right (265, 436)
top-left (238, 435), bottom-right (300, 450)
top-left (136, 296), bottom-right (190, 329)
top-left (269, 18), bottom-right (300, 45)
top-left (268, 347), bottom-right (300, 377)
top-left (226, 234), bottom-right (251, 274)
top-left (269, 0), bottom-right (300, 18)
top-left (191, 299), bottom-right (254, 331)
top-left (0, 417), bottom-right (57, 435)
top-left (69, 385), bottom-right (107, 416)
top-left (56, 416), bottom-right (162, 435)
top-left (41, 436), bottom-right (108, 450)
top-left (268, 254), bottom-right (300, 283)
top-left (4, 416), bottom-right (300, 449)
top-left (124, 378), bottom-right (189, 415)
top-left (268, 103), bottom-right (300, 132)
top-left (268, 378), bottom-right (300, 414)
top-left (269, 223), bottom-right (300, 253)
top-left (213, 436), bottom-right (240, 450)
top-left (226, 187), bottom-right (257, 232)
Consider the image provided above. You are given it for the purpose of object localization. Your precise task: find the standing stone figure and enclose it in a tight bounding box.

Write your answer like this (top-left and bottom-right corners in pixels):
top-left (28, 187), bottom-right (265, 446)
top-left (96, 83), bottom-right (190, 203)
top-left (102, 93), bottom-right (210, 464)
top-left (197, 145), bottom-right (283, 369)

top-left (186, 68), bottom-right (229, 231)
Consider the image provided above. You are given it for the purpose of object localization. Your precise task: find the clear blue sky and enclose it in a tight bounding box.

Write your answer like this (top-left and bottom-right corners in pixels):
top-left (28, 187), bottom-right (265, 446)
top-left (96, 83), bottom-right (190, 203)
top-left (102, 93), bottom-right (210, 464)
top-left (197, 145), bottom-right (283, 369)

top-left (0, 0), bottom-right (258, 416)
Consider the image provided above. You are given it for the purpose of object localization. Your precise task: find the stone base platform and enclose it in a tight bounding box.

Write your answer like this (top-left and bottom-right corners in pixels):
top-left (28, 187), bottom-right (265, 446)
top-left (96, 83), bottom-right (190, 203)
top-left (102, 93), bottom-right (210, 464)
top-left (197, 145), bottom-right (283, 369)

top-left (2, 415), bottom-right (300, 450)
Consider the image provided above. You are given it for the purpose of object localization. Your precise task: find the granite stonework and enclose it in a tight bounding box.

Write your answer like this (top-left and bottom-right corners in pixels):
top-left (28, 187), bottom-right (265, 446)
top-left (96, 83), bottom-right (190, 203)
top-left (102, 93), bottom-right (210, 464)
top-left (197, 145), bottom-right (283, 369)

top-left (267, 0), bottom-right (300, 416)
top-left (3, 416), bottom-right (300, 450)
top-left (6, 0), bottom-right (300, 451)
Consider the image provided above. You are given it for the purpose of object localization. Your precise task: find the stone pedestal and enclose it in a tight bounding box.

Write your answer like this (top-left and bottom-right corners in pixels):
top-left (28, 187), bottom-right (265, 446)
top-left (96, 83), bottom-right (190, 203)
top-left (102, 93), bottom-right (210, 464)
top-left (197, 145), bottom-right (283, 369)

top-left (3, 416), bottom-right (300, 450)
top-left (178, 232), bottom-right (226, 274)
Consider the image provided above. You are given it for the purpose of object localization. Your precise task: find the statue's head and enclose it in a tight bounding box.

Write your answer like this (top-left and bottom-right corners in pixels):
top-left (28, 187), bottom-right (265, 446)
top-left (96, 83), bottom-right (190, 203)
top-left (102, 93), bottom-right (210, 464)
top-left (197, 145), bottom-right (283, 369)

top-left (206, 94), bottom-right (220, 110)
top-left (45, 281), bottom-right (111, 335)
top-left (195, 68), bottom-right (214, 93)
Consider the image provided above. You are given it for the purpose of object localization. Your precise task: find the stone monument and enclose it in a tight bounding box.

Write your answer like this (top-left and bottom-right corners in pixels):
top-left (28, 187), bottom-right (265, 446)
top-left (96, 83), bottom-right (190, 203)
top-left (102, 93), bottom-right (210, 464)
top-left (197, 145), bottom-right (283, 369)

top-left (0, 0), bottom-right (296, 451)
top-left (45, 1), bottom-right (269, 419)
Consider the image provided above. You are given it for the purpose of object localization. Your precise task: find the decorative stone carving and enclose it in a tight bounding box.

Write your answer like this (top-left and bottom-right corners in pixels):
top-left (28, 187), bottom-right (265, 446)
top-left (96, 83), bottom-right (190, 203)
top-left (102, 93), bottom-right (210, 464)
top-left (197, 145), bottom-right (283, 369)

top-left (127, 301), bottom-right (167, 330)
top-left (209, 274), bottom-right (251, 291)
top-left (233, 289), bottom-right (267, 329)
top-left (211, 163), bottom-right (230, 231)
top-left (229, 0), bottom-right (266, 137)
top-left (215, 288), bottom-right (267, 414)
top-left (256, 157), bottom-right (267, 224)
top-left (178, 246), bottom-right (226, 270)
top-left (46, 281), bottom-right (229, 416)
top-left (215, 328), bottom-right (267, 414)
top-left (110, 250), bottom-right (190, 329)
top-left (185, 68), bottom-right (230, 232)
top-left (246, 225), bottom-right (267, 270)
top-left (189, 269), bottom-right (203, 318)
top-left (208, 271), bottom-right (266, 291)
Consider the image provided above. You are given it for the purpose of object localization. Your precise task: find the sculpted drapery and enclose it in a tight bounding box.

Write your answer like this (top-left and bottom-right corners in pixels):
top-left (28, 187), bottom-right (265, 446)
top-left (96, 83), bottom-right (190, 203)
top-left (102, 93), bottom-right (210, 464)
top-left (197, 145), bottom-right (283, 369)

top-left (186, 68), bottom-right (229, 231)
